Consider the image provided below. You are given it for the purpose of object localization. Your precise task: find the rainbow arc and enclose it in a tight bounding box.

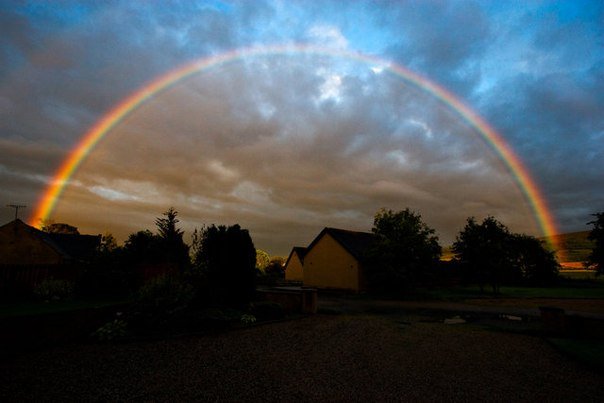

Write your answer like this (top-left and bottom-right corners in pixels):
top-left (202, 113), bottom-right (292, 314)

top-left (29, 44), bottom-right (561, 253)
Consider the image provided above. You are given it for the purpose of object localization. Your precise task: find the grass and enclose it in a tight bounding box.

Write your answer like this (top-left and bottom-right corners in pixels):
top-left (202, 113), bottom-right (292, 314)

top-left (422, 283), bottom-right (604, 300)
top-left (548, 338), bottom-right (604, 372)
top-left (560, 271), bottom-right (603, 281)
top-left (496, 286), bottom-right (604, 299)
top-left (0, 297), bottom-right (131, 319)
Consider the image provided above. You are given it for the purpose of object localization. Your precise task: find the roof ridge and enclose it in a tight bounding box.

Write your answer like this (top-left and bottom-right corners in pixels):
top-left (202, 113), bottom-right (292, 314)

top-left (324, 226), bottom-right (373, 235)
top-left (306, 227), bottom-right (374, 261)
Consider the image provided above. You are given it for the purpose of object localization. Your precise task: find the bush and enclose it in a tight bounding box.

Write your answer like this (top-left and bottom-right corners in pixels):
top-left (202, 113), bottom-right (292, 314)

top-left (191, 224), bottom-right (256, 307)
top-left (76, 265), bottom-right (136, 297)
top-left (240, 314), bottom-right (257, 325)
top-left (136, 275), bottom-right (194, 314)
top-left (93, 319), bottom-right (128, 341)
top-left (33, 278), bottom-right (74, 301)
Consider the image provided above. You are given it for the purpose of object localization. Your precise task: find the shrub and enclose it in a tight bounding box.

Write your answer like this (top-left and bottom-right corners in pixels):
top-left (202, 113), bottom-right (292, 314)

top-left (136, 275), bottom-right (194, 314)
top-left (191, 224), bottom-right (256, 307)
top-left (33, 278), bottom-right (74, 302)
top-left (240, 314), bottom-right (257, 325)
top-left (76, 265), bottom-right (136, 297)
top-left (93, 319), bottom-right (128, 341)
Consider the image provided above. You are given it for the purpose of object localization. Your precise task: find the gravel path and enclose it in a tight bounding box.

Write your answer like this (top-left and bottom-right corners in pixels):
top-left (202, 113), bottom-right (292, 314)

top-left (1, 313), bottom-right (603, 402)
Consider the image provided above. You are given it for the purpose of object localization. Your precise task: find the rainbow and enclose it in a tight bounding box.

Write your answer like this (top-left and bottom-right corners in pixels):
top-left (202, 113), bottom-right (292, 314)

top-left (29, 44), bottom-right (561, 252)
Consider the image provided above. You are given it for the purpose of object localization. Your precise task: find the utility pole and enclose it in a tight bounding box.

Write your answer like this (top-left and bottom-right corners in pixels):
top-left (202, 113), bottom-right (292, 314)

top-left (6, 204), bottom-right (26, 220)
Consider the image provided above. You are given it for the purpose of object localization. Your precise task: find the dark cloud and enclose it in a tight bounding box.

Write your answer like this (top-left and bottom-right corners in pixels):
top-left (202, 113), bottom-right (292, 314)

top-left (1, 1), bottom-right (602, 254)
top-left (48, 56), bottom-right (536, 254)
top-left (384, 1), bottom-right (492, 97)
top-left (0, 138), bottom-right (66, 223)
top-left (0, 8), bottom-right (35, 75)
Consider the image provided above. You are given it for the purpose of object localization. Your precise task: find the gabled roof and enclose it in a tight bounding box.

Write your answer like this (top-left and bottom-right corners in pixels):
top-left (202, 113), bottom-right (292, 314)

top-left (1, 219), bottom-right (101, 262)
top-left (285, 246), bottom-right (307, 267)
top-left (306, 227), bottom-right (374, 261)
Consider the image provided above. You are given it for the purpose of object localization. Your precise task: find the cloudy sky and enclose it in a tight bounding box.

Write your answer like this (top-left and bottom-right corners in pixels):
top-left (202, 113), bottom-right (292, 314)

top-left (1, 1), bottom-right (602, 256)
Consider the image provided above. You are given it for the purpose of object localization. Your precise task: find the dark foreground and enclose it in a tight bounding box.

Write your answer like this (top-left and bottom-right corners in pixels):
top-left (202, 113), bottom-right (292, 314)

top-left (2, 313), bottom-right (603, 402)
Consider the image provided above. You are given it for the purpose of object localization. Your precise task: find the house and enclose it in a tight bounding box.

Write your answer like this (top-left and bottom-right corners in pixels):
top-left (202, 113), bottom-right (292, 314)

top-left (0, 219), bottom-right (101, 294)
top-left (284, 246), bottom-right (306, 282)
top-left (0, 219), bottom-right (101, 265)
top-left (300, 227), bottom-right (374, 292)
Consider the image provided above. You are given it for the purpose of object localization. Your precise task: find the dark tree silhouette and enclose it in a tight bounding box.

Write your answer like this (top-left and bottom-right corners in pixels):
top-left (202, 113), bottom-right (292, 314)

top-left (262, 257), bottom-right (285, 284)
top-left (79, 233), bottom-right (134, 297)
top-left (453, 216), bottom-right (511, 293)
top-left (42, 222), bottom-right (79, 234)
top-left (155, 207), bottom-right (182, 240)
top-left (510, 234), bottom-right (559, 286)
top-left (123, 230), bottom-right (163, 264)
top-left (154, 207), bottom-right (190, 270)
top-left (193, 224), bottom-right (256, 306)
top-left (453, 216), bottom-right (559, 292)
top-left (265, 257), bottom-right (285, 276)
top-left (587, 212), bottom-right (604, 275)
top-left (364, 208), bottom-right (441, 293)
top-left (99, 232), bottom-right (118, 254)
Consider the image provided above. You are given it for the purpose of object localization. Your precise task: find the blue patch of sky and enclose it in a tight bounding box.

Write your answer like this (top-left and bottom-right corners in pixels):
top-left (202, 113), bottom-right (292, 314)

top-left (487, 0), bottom-right (603, 30)
top-left (6, 1), bottom-right (101, 28)
top-left (545, 0), bottom-right (603, 24)
top-left (228, 0), bottom-right (392, 55)
top-left (199, 0), bottom-right (234, 14)
top-left (303, 1), bottom-right (393, 54)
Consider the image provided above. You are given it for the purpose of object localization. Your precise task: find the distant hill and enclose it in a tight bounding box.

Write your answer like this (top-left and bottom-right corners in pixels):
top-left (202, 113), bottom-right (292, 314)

top-left (541, 231), bottom-right (594, 263)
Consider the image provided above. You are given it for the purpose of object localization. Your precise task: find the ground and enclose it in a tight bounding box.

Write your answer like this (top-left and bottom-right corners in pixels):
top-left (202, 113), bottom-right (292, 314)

top-left (2, 301), bottom-right (604, 401)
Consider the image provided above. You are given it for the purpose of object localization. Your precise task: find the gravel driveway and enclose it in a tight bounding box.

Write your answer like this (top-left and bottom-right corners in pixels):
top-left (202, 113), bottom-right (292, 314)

top-left (1, 313), bottom-right (603, 401)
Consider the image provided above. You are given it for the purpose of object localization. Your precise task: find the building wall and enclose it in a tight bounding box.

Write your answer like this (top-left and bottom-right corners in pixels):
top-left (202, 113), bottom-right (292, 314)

top-left (0, 222), bottom-right (63, 265)
top-left (285, 253), bottom-right (304, 281)
top-left (303, 233), bottom-right (360, 291)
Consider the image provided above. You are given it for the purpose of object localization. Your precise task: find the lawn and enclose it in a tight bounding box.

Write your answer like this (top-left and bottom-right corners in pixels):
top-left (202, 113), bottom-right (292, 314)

top-left (560, 270), bottom-right (603, 281)
top-left (0, 297), bottom-right (131, 319)
top-left (423, 283), bottom-right (604, 300)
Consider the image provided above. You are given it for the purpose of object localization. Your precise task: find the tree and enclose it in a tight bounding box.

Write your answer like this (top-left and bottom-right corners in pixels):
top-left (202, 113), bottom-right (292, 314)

top-left (192, 224), bottom-right (256, 306)
top-left (123, 230), bottom-right (163, 264)
top-left (510, 234), bottom-right (559, 286)
top-left (155, 207), bottom-right (183, 240)
top-left (255, 249), bottom-right (271, 272)
top-left (364, 208), bottom-right (441, 293)
top-left (586, 212), bottom-right (604, 275)
top-left (154, 207), bottom-right (190, 270)
top-left (453, 216), bottom-right (559, 293)
top-left (42, 222), bottom-right (79, 234)
top-left (80, 234), bottom-right (134, 297)
top-left (262, 257), bottom-right (285, 285)
top-left (99, 232), bottom-right (118, 254)
top-left (265, 257), bottom-right (285, 276)
top-left (453, 217), bottom-right (511, 293)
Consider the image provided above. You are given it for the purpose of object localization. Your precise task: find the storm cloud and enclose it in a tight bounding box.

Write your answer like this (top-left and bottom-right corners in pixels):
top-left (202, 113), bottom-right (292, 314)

top-left (1, 1), bottom-right (602, 255)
